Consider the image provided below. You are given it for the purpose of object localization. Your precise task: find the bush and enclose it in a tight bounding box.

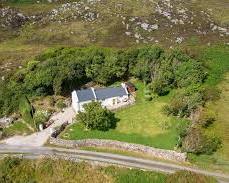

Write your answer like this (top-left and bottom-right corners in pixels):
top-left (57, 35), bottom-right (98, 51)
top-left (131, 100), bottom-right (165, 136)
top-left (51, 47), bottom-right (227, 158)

top-left (33, 110), bottom-right (51, 128)
top-left (201, 134), bottom-right (222, 155)
top-left (18, 95), bottom-right (34, 128)
top-left (202, 87), bottom-right (221, 102)
top-left (144, 94), bottom-right (152, 101)
top-left (176, 121), bottom-right (191, 148)
top-left (166, 170), bottom-right (217, 183)
top-left (197, 108), bottom-right (216, 128)
top-left (182, 127), bottom-right (205, 154)
top-left (56, 99), bottom-right (66, 109)
top-left (182, 127), bottom-right (221, 154)
top-left (78, 101), bottom-right (118, 131)
top-left (163, 86), bottom-right (204, 117)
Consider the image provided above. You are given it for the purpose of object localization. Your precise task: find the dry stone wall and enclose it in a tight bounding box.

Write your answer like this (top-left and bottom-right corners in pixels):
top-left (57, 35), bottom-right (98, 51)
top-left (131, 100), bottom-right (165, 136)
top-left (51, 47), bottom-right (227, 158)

top-left (49, 137), bottom-right (187, 162)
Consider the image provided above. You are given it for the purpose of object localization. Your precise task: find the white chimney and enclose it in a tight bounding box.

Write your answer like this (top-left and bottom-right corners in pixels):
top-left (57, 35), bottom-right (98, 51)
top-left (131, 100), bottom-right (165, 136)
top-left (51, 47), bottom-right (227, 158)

top-left (121, 83), bottom-right (129, 95)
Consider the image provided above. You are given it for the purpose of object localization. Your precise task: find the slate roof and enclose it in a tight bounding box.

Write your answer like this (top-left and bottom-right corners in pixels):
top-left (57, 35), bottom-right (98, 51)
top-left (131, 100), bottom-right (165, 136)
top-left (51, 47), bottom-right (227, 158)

top-left (95, 87), bottom-right (127, 100)
top-left (76, 88), bottom-right (95, 102)
top-left (75, 86), bottom-right (128, 102)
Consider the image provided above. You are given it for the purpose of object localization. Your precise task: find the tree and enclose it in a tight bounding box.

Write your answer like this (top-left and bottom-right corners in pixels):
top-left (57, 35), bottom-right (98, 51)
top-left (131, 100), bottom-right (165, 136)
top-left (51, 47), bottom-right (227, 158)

top-left (182, 127), bottom-right (221, 154)
top-left (18, 95), bottom-right (35, 129)
top-left (78, 101), bottom-right (117, 131)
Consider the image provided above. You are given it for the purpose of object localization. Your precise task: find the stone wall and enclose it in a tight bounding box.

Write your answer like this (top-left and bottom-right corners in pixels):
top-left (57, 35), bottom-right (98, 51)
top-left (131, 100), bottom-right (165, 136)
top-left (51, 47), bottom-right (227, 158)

top-left (49, 137), bottom-right (187, 162)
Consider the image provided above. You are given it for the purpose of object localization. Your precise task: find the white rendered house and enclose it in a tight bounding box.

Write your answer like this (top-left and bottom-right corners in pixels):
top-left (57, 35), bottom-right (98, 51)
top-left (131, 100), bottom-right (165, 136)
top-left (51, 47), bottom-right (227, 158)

top-left (72, 83), bottom-right (129, 113)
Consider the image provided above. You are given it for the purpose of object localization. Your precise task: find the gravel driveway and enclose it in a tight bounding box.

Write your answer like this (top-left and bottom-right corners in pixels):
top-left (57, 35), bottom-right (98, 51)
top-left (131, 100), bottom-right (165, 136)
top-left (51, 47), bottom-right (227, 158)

top-left (1, 107), bottom-right (75, 147)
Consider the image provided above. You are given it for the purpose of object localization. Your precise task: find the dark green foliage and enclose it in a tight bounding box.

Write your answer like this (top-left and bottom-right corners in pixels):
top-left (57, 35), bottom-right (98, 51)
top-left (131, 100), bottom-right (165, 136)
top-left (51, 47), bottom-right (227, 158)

top-left (150, 50), bottom-right (206, 96)
top-left (0, 80), bottom-right (26, 117)
top-left (166, 170), bottom-right (217, 183)
top-left (163, 86), bottom-right (204, 117)
top-left (18, 95), bottom-right (34, 128)
top-left (85, 48), bottom-right (128, 85)
top-left (78, 101), bottom-right (118, 131)
top-left (0, 46), bottom-right (207, 117)
top-left (174, 59), bottom-right (206, 88)
top-left (129, 46), bottom-right (164, 83)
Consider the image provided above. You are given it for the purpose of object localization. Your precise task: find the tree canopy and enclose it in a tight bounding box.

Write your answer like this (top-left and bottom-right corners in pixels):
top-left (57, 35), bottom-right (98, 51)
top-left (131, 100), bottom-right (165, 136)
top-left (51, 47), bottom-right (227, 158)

top-left (78, 101), bottom-right (117, 131)
top-left (0, 46), bottom-right (206, 117)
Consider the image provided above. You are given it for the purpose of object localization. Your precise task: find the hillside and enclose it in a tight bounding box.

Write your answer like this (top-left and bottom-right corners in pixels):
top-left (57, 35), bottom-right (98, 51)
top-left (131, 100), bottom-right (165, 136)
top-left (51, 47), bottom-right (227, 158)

top-left (0, 0), bottom-right (228, 77)
top-left (0, 0), bottom-right (229, 176)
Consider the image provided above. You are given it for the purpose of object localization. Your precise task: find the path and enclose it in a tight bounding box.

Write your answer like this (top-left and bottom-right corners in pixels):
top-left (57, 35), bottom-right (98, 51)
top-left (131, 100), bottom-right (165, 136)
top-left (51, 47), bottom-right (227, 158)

top-left (1, 107), bottom-right (75, 147)
top-left (0, 144), bottom-right (229, 183)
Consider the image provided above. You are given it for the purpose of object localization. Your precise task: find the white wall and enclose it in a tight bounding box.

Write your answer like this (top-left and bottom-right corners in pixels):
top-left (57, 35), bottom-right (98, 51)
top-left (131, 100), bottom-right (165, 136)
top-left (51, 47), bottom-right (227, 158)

top-left (72, 91), bottom-right (79, 112)
top-left (72, 90), bottom-right (129, 112)
top-left (101, 95), bottom-right (129, 108)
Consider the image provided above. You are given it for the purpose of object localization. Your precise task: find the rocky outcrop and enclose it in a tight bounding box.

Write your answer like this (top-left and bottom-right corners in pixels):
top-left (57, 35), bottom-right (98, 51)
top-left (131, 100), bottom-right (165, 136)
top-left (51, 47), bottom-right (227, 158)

top-left (0, 117), bottom-right (14, 128)
top-left (49, 137), bottom-right (187, 162)
top-left (0, 7), bottom-right (28, 29)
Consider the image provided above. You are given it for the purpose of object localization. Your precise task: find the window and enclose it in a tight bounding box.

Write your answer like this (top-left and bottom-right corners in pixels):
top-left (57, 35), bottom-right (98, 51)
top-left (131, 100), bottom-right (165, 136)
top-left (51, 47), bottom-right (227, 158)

top-left (112, 98), bottom-right (116, 105)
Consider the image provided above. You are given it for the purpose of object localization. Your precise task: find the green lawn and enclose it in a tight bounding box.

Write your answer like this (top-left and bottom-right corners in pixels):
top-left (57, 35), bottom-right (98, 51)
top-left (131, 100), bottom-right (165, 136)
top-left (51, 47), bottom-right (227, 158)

top-left (62, 81), bottom-right (189, 150)
top-left (1, 120), bottom-right (32, 138)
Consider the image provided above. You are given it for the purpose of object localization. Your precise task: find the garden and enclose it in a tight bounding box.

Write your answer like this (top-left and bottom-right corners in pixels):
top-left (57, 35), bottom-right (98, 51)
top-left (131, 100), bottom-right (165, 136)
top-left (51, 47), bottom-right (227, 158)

top-left (62, 80), bottom-right (189, 150)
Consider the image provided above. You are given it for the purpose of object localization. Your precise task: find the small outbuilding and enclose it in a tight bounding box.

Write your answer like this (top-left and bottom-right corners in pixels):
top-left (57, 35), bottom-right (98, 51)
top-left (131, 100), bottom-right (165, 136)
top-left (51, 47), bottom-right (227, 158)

top-left (125, 82), bottom-right (136, 93)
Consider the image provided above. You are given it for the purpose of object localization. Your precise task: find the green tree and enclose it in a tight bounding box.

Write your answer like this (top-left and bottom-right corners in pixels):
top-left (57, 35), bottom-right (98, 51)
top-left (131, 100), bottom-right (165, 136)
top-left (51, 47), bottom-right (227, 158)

top-left (18, 95), bottom-right (35, 129)
top-left (78, 101), bottom-right (117, 131)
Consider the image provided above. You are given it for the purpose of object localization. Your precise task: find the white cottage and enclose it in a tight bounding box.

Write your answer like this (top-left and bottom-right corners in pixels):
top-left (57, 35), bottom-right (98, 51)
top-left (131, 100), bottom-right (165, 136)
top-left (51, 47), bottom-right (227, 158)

top-left (72, 83), bottom-right (129, 113)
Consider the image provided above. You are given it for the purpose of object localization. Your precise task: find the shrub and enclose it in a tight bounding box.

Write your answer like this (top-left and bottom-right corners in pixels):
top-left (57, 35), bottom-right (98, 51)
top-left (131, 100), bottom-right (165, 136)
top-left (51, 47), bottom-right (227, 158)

top-left (166, 170), bottom-right (217, 183)
top-left (182, 127), bottom-right (221, 154)
top-left (18, 95), bottom-right (34, 128)
top-left (33, 110), bottom-right (51, 128)
top-left (182, 127), bottom-right (205, 154)
top-left (56, 99), bottom-right (66, 109)
top-left (174, 60), bottom-right (206, 88)
top-left (78, 101), bottom-right (118, 131)
top-left (201, 134), bottom-right (222, 155)
top-left (176, 121), bottom-right (191, 147)
top-left (197, 108), bottom-right (216, 128)
top-left (202, 87), bottom-right (221, 102)
top-left (144, 94), bottom-right (152, 101)
top-left (163, 86), bottom-right (204, 117)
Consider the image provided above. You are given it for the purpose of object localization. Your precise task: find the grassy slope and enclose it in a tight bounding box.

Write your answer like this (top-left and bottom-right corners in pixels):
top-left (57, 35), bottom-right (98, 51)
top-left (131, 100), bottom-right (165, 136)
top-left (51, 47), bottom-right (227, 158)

top-left (62, 81), bottom-right (188, 150)
top-left (188, 46), bottom-right (229, 172)
top-left (0, 158), bottom-right (167, 183)
top-left (1, 0), bottom-right (228, 76)
top-left (1, 121), bottom-right (32, 138)
top-left (192, 0), bottom-right (229, 26)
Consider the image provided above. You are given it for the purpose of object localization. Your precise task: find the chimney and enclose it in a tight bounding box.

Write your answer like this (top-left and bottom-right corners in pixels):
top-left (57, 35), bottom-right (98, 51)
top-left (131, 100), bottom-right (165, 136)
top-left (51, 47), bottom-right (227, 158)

top-left (91, 87), bottom-right (97, 101)
top-left (121, 83), bottom-right (129, 95)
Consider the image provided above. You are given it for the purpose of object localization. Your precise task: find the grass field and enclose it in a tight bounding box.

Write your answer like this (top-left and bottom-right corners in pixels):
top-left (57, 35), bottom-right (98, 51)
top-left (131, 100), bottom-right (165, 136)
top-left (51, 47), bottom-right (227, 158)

top-left (62, 81), bottom-right (189, 150)
top-left (184, 45), bottom-right (229, 173)
top-left (192, 0), bottom-right (229, 26)
top-left (188, 73), bottom-right (229, 173)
